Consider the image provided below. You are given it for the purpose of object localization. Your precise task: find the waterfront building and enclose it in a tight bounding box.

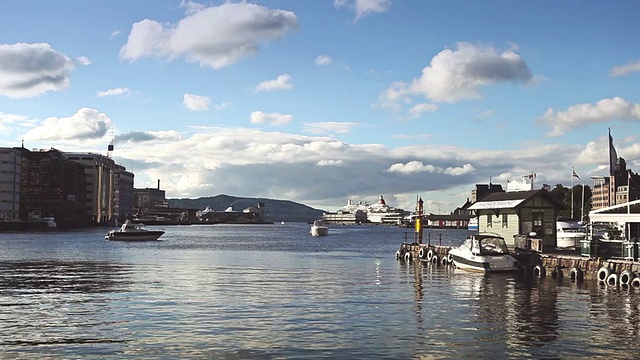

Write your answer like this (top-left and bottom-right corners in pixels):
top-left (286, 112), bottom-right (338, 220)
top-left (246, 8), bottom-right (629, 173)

top-left (17, 148), bottom-right (87, 226)
top-left (0, 148), bottom-right (20, 221)
top-left (64, 152), bottom-right (116, 224)
top-left (468, 189), bottom-right (567, 248)
top-left (133, 182), bottom-right (166, 209)
top-left (591, 176), bottom-right (611, 210)
top-left (114, 165), bottom-right (134, 223)
top-left (425, 214), bottom-right (471, 229)
top-left (591, 157), bottom-right (640, 211)
top-left (471, 183), bottom-right (504, 203)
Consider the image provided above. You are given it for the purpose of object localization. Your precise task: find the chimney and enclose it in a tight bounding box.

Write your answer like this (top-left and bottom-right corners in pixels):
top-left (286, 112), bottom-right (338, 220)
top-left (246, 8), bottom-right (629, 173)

top-left (157, 179), bottom-right (160, 190)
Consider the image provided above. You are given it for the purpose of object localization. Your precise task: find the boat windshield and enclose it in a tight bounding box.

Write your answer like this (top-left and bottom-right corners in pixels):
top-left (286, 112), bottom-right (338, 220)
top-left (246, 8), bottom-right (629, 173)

top-left (479, 236), bottom-right (509, 255)
top-left (560, 227), bottom-right (585, 233)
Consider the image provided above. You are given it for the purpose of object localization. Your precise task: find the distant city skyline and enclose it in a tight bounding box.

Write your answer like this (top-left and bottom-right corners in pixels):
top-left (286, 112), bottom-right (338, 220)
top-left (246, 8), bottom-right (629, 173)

top-left (1, 1), bottom-right (639, 212)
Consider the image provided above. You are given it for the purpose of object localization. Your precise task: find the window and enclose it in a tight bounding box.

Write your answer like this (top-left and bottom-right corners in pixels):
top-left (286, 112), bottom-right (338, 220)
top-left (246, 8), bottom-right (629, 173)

top-left (502, 214), bottom-right (508, 228)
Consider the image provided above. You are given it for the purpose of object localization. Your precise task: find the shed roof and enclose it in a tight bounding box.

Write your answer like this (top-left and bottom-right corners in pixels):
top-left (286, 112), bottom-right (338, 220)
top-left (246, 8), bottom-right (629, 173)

top-left (589, 199), bottom-right (640, 222)
top-left (468, 189), bottom-right (567, 211)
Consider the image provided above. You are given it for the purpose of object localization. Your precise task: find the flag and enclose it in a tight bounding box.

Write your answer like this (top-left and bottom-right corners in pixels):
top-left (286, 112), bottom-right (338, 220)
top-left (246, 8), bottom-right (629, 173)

top-left (572, 169), bottom-right (580, 179)
top-left (609, 128), bottom-right (618, 176)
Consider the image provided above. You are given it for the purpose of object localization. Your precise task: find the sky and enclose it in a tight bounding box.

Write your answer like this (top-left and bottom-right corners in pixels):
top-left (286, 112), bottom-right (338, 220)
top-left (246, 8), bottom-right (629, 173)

top-left (1, 0), bottom-right (640, 213)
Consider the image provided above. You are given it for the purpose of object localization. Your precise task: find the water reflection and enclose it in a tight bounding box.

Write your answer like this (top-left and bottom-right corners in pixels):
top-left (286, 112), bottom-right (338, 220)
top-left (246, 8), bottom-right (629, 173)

top-left (3, 227), bottom-right (640, 358)
top-left (0, 260), bottom-right (132, 352)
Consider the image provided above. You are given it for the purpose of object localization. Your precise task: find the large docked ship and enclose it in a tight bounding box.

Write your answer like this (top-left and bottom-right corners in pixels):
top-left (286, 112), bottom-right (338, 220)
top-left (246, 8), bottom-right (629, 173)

top-left (322, 195), bottom-right (407, 225)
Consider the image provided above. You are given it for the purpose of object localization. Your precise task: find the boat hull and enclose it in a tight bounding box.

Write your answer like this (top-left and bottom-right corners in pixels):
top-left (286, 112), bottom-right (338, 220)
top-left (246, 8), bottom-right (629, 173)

top-left (556, 234), bottom-right (586, 248)
top-left (106, 230), bottom-right (164, 241)
top-left (310, 226), bottom-right (329, 236)
top-left (450, 253), bottom-right (518, 273)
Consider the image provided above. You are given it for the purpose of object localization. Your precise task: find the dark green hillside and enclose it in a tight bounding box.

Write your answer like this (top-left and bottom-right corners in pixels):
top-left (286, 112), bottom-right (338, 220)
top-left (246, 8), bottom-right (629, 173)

top-left (168, 195), bottom-right (325, 223)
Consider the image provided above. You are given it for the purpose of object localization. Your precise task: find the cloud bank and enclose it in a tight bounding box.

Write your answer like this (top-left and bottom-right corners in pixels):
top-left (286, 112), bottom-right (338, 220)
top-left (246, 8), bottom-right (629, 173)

top-left (120, 2), bottom-right (298, 69)
top-left (0, 43), bottom-right (75, 98)
top-left (380, 42), bottom-right (533, 113)
top-left (540, 97), bottom-right (640, 137)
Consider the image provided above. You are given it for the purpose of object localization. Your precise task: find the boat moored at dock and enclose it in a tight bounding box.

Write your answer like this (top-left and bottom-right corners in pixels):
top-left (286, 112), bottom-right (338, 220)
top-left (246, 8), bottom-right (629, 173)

top-left (556, 218), bottom-right (586, 248)
top-left (448, 233), bottom-right (519, 272)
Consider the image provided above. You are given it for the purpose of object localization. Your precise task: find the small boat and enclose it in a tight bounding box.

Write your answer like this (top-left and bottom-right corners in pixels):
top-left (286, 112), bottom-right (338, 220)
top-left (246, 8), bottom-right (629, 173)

top-left (556, 218), bottom-right (586, 248)
top-left (449, 233), bottom-right (519, 272)
top-left (310, 220), bottom-right (329, 237)
top-left (467, 217), bottom-right (478, 231)
top-left (105, 220), bottom-right (164, 241)
top-left (43, 216), bottom-right (57, 228)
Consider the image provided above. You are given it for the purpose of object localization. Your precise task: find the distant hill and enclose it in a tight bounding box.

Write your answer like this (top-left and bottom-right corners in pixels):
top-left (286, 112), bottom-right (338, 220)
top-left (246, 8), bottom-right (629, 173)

top-left (168, 195), bottom-right (326, 223)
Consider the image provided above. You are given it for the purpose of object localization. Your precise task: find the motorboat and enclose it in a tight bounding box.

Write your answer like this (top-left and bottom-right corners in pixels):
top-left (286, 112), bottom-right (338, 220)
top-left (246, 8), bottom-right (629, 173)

top-left (105, 220), bottom-right (165, 241)
top-left (310, 220), bottom-right (329, 237)
top-left (448, 233), bottom-right (519, 272)
top-left (42, 216), bottom-right (57, 228)
top-left (467, 217), bottom-right (478, 231)
top-left (556, 218), bottom-right (586, 248)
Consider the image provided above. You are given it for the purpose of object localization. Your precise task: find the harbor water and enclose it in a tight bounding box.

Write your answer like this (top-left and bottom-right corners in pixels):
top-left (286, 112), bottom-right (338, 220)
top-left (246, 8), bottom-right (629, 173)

top-left (1, 223), bottom-right (640, 359)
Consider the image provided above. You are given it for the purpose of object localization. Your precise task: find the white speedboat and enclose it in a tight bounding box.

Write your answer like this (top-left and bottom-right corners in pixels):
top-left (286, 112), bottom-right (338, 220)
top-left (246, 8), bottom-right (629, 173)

top-left (43, 216), bottom-right (57, 228)
top-left (449, 233), bottom-right (519, 272)
top-left (556, 218), bottom-right (586, 248)
top-left (105, 220), bottom-right (164, 241)
top-left (310, 220), bottom-right (329, 237)
top-left (467, 217), bottom-right (478, 231)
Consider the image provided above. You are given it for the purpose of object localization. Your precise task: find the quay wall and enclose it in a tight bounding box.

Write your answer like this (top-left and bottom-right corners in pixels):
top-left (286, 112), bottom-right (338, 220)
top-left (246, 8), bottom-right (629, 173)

top-left (397, 242), bottom-right (640, 283)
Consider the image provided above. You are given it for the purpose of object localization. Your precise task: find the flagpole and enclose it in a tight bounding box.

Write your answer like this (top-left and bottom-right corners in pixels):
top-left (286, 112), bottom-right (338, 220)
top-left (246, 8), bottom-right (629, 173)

top-left (571, 167), bottom-right (574, 219)
top-left (581, 183), bottom-right (585, 222)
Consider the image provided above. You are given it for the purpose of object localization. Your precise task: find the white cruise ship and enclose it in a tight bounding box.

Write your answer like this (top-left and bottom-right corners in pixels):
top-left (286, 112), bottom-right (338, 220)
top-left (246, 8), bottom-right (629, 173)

top-left (323, 195), bottom-right (406, 224)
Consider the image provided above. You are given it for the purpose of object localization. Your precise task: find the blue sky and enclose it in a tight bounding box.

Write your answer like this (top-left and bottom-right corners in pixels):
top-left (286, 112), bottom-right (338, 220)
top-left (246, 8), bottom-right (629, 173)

top-left (1, 0), bottom-right (640, 213)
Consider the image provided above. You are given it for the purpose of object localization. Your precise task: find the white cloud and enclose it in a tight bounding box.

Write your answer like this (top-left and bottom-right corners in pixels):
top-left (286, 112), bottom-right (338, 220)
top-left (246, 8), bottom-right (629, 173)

top-left (115, 130), bottom-right (181, 143)
top-left (76, 56), bottom-right (91, 65)
top-left (109, 30), bottom-right (122, 39)
top-left (610, 60), bottom-right (640, 77)
top-left (0, 112), bottom-right (38, 135)
top-left (120, 3), bottom-right (298, 69)
top-left (303, 122), bottom-right (358, 135)
top-left (183, 93), bottom-right (211, 111)
top-left (0, 43), bottom-right (74, 98)
top-left (97, 87), bottom-right (132, 97)
top-left (539, 97), bottom-right (640, 137)
top-left (315, 55), bottom-right (332, 66)
top-left (334, 0), bottom-right (391, 20)
top-left (178, 0), bottom-right (206, 14)
top-left (387, 161), bottom-right (474, 176)
top-left (255, 74), bottom-right (293, 92)
top-left (214, 102), bottom-right (231, 110)
top-left (444, 163), bottom-right (475, 176)
top-left (380, 42), bottom-right (532, 108)
top-left (22, 108), bottom-right (112, 141)
top-left (316, 159), bottom-right (344, 166)
top-left (408, 103), bottom-right (438, 118)
top-left (387, 161), bottom-right (437, 174)
top-left (250, 111), bottom-right (293, 125)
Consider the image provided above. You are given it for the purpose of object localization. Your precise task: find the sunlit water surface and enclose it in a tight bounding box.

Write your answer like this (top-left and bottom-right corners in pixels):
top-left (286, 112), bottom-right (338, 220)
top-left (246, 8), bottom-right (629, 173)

top-left (1, 224), bottom-right (640, 359)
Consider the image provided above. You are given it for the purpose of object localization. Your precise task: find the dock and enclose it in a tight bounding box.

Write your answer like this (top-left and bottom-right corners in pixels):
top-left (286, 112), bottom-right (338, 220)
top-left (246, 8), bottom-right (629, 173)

top-left (396, 241), bottom-right (640, 286)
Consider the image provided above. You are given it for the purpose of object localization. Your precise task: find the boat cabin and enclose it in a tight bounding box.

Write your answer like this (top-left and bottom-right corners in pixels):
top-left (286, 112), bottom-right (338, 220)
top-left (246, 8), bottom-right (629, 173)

top-left (462, 234), bottom-right (510, 256)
